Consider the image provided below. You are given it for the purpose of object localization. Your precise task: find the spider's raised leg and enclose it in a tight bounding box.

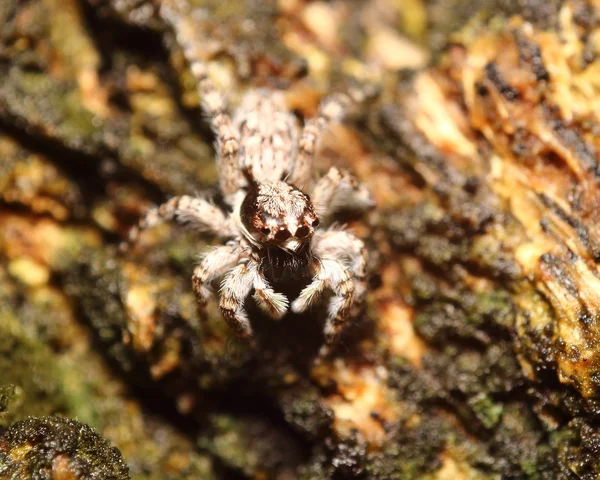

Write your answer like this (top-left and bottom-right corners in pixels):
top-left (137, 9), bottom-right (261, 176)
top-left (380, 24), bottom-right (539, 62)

top-left (291, 257), bottom-right (355, 356)
top-left (311, 167), bottom-right (375, 223)
top-left (292, 229), bottom-right (368, 359)
top-left (192, 241), bottom-right (244, 306)
top-left (124, 195), bottom-right (235, 248)
top-left (160, 0), bottom-right (242, 203)
top-left (289, 93), bottom-right (351, 190)
top-left (316, 229), bottom-right (367, 301)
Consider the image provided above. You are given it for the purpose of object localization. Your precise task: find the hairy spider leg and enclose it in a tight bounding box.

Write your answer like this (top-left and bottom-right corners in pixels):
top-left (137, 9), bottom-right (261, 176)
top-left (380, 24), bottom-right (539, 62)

top-left (161, 0), bottom-right (242, 204)
top-left (289, 93), bottom-right (351, 190)
top-left (192, 241), bottom-right (244, 305)
top-left (123, 195), bottom-right (235, 250)
top-left (311, 167), bottom-right (375, 222)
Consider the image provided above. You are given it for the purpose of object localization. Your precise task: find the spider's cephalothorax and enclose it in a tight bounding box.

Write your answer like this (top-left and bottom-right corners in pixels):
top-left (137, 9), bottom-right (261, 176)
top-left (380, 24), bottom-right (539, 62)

top-left (126, 0), bottom-right (375, 359)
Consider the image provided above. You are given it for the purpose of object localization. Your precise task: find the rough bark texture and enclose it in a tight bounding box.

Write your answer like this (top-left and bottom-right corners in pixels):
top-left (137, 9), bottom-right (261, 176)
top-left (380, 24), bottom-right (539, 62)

top-left (1, 0), bottom-right (600, 478)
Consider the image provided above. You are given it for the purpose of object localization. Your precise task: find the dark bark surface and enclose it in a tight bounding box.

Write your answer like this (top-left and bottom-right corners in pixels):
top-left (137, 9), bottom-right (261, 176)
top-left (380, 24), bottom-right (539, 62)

top-left (1, 0), bottom-right (600, 478)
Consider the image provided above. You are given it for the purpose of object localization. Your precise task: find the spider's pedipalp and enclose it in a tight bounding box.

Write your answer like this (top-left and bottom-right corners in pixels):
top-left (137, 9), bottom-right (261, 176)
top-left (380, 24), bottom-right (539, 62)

top-left (219, 262), bottom-right (256, 340)
top-left (252, 267), bottom-right (289, 320)
top-left (290, 262), bottom-right (327, 314)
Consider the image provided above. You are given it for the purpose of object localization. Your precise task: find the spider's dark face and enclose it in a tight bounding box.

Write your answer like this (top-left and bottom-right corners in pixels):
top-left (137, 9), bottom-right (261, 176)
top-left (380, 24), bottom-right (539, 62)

top-left (240, 181), bottom-right (319, 252)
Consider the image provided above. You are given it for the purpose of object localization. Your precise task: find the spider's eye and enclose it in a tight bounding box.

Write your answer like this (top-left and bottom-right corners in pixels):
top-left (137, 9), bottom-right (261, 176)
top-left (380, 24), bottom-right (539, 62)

top-left (312, 218), bottom-right (320, 228)
top-left (275, 228), bottom-right (291, 241)
top-left (261, 226), bottom-right (271, 235)
top-left (295, 225), bottom-right (310, 238)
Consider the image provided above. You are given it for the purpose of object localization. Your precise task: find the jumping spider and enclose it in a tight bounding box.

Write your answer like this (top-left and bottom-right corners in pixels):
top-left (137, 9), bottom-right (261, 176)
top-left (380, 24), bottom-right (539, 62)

top-left (126, 0), bottom-right (374, 359)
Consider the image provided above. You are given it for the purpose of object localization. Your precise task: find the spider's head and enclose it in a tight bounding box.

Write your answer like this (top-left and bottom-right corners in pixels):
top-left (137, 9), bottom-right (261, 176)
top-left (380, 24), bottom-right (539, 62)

top-left (239, 181), bottom-right (319, 252)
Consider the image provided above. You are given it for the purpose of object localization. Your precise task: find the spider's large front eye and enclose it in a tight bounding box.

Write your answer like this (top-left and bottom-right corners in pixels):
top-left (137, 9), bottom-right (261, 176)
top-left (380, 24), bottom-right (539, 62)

top-left (261, 226), bottom-right (271, 235)
top-left (295, 226), bottom-right (310, 238)
top-left (275, 228), bottom-right (291, 241)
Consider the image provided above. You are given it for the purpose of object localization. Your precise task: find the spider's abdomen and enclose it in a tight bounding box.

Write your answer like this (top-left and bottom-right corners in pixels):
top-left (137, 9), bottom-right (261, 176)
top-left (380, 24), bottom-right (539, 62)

top-left (234, 89), bottom-right (300, 183)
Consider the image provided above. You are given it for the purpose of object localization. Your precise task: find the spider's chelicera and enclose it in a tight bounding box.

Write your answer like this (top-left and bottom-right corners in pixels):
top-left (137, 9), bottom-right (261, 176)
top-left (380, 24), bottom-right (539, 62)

top-left (126, 0), bottom-right (375, 359)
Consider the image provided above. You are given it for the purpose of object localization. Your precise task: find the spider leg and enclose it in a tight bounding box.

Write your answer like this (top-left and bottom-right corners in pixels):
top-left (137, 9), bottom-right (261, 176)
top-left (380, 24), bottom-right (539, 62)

top-left (160, 0), bottom-right (242, 203)
top-left (315, 230), bottom-right (368, 359)
top-left (292, 257), bottom-right (355, 354)
top-left (292, 229), bottom-right (368, 359)
top-left (124, 195), bottom-right (234, 248)
top-left (312, 229), bottom-right (368, 306)
top-left (289, 93), bottom-right (351, 190)
top-left (312, 167), bottom-right (375, 223)
top-left (192, 241), bottom-right (243, 306)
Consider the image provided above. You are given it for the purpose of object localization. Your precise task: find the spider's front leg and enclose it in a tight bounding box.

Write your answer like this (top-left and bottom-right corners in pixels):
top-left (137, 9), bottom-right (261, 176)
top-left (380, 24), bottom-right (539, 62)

top-left (292, 229), bottom-right (368, 359)
top-left (312, 229), bottom-right (368, 305)
top-left (291, 256), bottom-right (355, 357)
top-left (124, 195), bottom-right (235, 248)
top-left (192, 241), bottom-right (243, 306)
top-left (219, 260), bottom-right (289, 342)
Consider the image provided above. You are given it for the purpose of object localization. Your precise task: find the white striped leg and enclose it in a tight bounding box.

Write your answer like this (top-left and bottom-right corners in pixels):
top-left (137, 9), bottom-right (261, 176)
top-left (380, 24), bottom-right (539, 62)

top-left (291, 256), bottom-right (355, 359)
top-left (289, 93), bottom-right (351, 190)
top-left (312, 229), bottom-right (368, 304)
top-left (192, 241), bottom-right (243, 306)
top-left (160, 0), bottom-right (241, 202)
top-left (124, 195), bottom-right (234, 249)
